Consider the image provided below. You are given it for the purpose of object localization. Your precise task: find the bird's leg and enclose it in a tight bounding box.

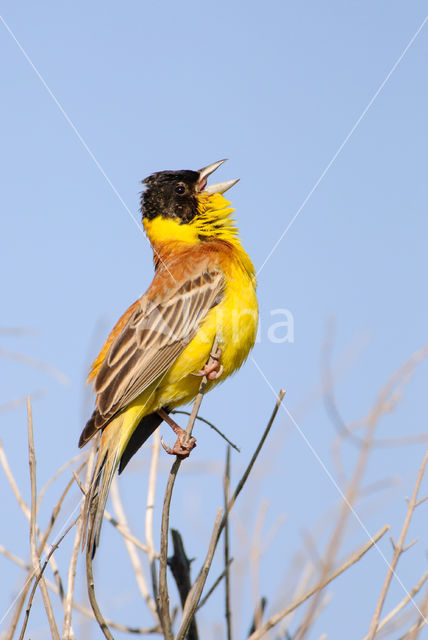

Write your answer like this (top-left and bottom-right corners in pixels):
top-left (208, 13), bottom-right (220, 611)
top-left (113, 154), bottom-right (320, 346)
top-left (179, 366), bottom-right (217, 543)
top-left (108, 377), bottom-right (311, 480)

top-left (192, 348), bottom-right (223, 381)
top-left (157, 408), bottom-right (197, 459)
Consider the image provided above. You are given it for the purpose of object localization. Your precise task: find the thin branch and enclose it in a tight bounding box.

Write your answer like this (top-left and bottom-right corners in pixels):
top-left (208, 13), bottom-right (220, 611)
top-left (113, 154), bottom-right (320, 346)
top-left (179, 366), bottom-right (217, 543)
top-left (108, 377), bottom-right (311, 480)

top-left (224, 446), bottom-right (232, 640)
top-left (111, 476), bottom-right (159, 619)
top-left (246, 524), bottom-right (390, 640)
top-left (0, 439), bottom-right (31, 519)
top-left (171, 410), bottom-right (240, 452)
top-left (177, 389), bottom-right (285, 639)
top-left (0, 348), bottom-right (70, 384)
top-left (406, 583), bottom-right (428, 640)
top-left (18, 517), bottom-right (79, 640)
top-left (0, 545), bottom-right (161, 635)
top-left (1, 438), bottom-right (76, 636)
top-left (248, 598), bottom-right (267, 636)
top-left (63, 441), bottom-right (97, 639)
top-left (299, 339), bottom-right (420, 638)
top-left (158, 337), bottom-right (219, 639)
top-left (196, 559), bottom-right (234, 611)
top-left (362, 569), bottom-right (428, 639)
top-left (194, 389), bottom-right (286, 591)
top-left (159, 458), bottom-right (180, 640)
top-left (38, 452), bottom-right (87, 509)
top-left (146, 430), bottom-right (161, 613)
top-left (104, 509), bottom-right (152, 553)
top-left (27, 397), bottom-right (60, 640)
top-left (176, 509), bottom-right (223, 640)
top-left (86, 546), bottom-right (114, 640)
top-left (366, 451), bottom-right (428, 640)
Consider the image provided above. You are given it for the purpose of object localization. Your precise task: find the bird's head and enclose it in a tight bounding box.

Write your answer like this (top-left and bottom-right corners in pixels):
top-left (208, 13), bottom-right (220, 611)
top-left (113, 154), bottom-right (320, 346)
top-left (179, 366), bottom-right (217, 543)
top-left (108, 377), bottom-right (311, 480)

top-left (140, 160), bottom-right (240, 243)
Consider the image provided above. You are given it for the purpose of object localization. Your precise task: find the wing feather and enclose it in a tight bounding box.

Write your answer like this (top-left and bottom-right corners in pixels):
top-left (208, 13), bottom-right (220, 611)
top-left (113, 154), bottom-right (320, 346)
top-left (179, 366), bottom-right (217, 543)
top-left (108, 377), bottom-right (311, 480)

top-left (93, 268), bottom-right (224, 427)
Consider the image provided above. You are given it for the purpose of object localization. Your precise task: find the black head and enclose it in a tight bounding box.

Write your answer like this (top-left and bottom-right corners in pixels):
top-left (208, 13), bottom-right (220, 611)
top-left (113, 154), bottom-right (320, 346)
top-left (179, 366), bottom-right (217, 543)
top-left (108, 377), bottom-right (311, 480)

top-left (141, 170), bottom-right (201, 224)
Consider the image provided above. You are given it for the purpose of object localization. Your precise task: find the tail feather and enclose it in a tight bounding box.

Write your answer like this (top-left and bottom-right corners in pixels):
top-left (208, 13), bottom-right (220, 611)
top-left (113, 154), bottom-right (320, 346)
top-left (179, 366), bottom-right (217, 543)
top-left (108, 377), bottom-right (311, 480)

top-left (82, 416), bottom-right (125, 556)
top-left (81, 406), bottom-right (166, 556)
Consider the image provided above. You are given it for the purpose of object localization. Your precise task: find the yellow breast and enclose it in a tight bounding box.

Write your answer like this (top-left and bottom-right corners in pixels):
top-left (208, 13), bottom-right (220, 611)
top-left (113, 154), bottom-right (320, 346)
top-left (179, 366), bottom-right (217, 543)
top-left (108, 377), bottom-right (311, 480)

top-left (146, 254), bottom-right (258, 411)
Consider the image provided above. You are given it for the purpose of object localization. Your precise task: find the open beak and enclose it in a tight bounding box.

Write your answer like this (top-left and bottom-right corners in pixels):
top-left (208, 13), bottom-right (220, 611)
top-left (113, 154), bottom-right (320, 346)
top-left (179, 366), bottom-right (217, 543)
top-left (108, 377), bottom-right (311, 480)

top-left (198, 159), bottom-right (239, 194)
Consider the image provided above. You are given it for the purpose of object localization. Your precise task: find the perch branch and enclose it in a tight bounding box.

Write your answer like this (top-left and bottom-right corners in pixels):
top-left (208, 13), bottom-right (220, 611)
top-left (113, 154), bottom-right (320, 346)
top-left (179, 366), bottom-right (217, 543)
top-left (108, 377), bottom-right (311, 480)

top-left (224, 446), bottom-right (232, 640)
top-left (158, 337), bottom-right (219, 639)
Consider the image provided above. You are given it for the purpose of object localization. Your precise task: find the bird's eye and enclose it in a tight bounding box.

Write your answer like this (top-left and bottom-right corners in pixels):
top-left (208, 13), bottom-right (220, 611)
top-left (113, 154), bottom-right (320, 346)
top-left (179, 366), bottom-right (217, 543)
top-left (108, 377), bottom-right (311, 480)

top-left (175, 184), bottom-right (186, 195)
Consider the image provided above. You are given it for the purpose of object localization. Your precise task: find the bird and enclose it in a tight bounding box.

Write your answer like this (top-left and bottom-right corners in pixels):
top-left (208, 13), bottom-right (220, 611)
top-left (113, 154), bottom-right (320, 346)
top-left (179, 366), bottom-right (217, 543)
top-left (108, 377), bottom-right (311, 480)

top-left (79, 159), bottom-right (258, 555)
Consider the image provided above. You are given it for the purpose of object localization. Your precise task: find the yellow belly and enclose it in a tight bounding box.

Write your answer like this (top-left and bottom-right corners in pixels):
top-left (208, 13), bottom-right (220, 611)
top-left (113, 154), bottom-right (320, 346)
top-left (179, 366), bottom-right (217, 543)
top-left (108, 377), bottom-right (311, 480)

top-left (125, 262), bottom-right (258, 420)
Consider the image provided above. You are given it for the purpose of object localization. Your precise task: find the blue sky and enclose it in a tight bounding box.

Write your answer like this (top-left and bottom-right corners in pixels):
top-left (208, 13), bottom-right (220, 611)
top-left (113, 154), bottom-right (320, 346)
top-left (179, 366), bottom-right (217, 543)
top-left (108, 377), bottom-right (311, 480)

top-left (1, 2), bottom-right (428, 638)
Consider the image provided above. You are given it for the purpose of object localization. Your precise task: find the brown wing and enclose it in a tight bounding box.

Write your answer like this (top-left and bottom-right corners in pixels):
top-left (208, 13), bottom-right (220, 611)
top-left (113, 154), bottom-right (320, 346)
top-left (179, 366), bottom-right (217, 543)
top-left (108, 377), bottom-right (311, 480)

top-left (80, 267), bottom-right (224, 442)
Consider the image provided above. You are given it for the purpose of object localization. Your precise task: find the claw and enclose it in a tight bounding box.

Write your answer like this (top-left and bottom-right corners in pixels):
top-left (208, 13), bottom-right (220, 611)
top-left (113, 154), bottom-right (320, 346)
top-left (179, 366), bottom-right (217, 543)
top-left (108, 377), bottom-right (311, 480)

top-left (161, 433), bottom-right (196, 459)
top-left (207, 363), bottom-right (224, 380)
top-left (160, 435), bottom-right (174, 455)
top-left (192, 349), bottom-right (223, 380)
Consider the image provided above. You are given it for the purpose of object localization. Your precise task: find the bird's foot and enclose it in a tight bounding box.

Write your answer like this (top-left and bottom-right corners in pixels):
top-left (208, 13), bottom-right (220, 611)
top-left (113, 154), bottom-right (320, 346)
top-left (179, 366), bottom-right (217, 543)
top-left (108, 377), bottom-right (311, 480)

top-left (158, 409), bottom-right (197, 459)
top-left (161, 432), bottom-right (197, 459)
top-left (192, 348), bottom-right (223, 380)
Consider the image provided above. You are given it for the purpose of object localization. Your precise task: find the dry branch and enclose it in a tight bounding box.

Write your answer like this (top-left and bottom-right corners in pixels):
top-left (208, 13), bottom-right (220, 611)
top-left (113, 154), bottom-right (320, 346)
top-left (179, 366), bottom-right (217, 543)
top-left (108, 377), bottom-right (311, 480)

top-left (27, 397), bottom-right (60, 640)
top-left (63, 440), bottom-right (97, 639)
top-left (86, 545), bottom-right (114, 640)
top-left (18, 517), bottom-right (79, 640)
top-left (365, 451), bottom-right (428, 640)
top-left (111, 476), bottom-right (159, 619)
top-left (146, 430), bottom-right (161, 614)
top-left (158, 337), bottom-right (219, 638)
top-left (224, 446), bottom-right (232, 640)
top-left (171, 410), bottom-right (240, 452)
top-left (247, 524), bottom-right (390, 640)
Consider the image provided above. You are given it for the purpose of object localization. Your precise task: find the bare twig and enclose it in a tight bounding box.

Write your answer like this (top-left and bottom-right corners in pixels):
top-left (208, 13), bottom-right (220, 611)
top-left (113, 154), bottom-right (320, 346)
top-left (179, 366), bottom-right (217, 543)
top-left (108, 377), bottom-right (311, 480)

top-left (366, 451), bottom-right (428, 640)
top-left (159, 458), bottom-right (180, 640)
top-left (196, 559), bottom-right (234, 611)
top-left (18, 517), bottom-right (79, 640)
top-left (111, 476), bottom-right (159, 619)
top-left (0, 389), bottom-right (45, 414)
top-left (38, 452), bottom-right (87, 508)
top-left (299, 342), bottom-right (426, 638)
top-left (0, 545), bottom-right (29, 570)
top-left (27, 397), bottom-right (60, 640)
top-left (247, 524), bottom-right (390, 640)
top-left (196, 388), bottom-right (286, 575)
top-left (158, 337), bottom-right (219, 639)
top-left (63, 441), bottom-right (97, 639)
top-left (248, 598), bottom-right (267, 636)
top-left (86, 546), bottom-right (114, 640)
top-left (0, 439), bottom-right (31, 519)
top-left (178, 390), bottom-right (285, 639)
top-left (171, 410), bottom-right (240, 452)
top-left (0, 348), bottom-right (70, 384)
top-left (224, 446), bottom-right (232, 640)
top-left (362, 569), bottom-right (428, 639)
top-left (146, 430), bottom-right (161, 611)
top-left (104, 509), bottom-right (152, 553)
top-left (176, 509), bottom-right (223, 640)
top-left (407, 584), bottom-right (428, 640)
top-left (1, 545), bottom-right (161, 635)
top-left (1, 438), bottom-right (78, 637)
